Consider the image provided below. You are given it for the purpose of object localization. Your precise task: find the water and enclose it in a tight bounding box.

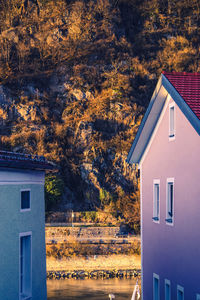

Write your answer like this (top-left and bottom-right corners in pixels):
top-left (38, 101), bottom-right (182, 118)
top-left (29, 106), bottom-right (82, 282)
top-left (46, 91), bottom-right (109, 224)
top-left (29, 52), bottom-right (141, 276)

top-left (47, 278), bottom-right (140, 300)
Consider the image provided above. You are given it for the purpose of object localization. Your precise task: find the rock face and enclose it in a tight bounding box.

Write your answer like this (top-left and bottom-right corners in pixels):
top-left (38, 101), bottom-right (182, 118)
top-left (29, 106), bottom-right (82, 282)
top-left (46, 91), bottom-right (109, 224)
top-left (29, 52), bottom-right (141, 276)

top-left (0, 0), bottom-right (144, 213)
top-left (0, 71), bottom-right (139, 211)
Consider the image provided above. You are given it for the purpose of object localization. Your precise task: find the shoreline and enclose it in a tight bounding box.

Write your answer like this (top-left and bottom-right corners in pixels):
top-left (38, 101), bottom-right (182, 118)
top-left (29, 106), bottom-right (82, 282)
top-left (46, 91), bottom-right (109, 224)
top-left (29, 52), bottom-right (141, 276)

top-left (47, 268), bottom-right (141, 280)
top-left (46, 254), bottom-right (141, 274)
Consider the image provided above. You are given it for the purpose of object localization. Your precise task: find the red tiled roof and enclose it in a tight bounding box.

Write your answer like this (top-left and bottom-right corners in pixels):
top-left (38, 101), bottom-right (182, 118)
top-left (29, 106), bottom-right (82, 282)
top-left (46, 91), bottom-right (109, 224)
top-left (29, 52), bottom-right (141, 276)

top-left (163, 71), bottom-right (200, 120)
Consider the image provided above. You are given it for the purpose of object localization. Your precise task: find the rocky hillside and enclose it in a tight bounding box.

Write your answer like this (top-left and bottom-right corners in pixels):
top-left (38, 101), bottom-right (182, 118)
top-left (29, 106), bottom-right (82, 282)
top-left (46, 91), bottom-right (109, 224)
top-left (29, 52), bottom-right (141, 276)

top-left (0, 0), bottom-right (199, 225)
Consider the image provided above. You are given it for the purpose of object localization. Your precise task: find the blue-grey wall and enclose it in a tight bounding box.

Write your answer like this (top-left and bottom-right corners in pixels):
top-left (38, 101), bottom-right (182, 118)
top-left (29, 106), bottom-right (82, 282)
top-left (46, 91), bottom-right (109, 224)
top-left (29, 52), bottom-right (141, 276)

top-left (0, 169), bottom-right (46, 300)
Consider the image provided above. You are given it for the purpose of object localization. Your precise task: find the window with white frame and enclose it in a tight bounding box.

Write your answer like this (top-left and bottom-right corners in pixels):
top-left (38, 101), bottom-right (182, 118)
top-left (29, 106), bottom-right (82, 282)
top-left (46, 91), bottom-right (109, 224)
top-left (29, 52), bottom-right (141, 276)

top-left (177, 285), bottom-right (184, 300)
top-left (153, 180), bottom-right (160, 221)
top-left (169, 104), bottom-right (175, 138)
top-left (165, 279), bottom-right (171, 300)
top-left (20, 233), bottom-right (32, 300)
top-left (166, 179), bottom-right (174, 224)
top-left (153, 273), bottom-right (160, 300)
top-left (21, 190), bottom-right (30, 211)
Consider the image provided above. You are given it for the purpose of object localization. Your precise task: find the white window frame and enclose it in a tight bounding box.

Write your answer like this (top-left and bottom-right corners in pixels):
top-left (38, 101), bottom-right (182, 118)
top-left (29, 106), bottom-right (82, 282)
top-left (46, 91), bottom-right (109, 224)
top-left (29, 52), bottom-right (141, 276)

top-left (20, 189), bottom-right (31, 212)
top-left (153, 179), bottom-right (160, 223)
top-left (177, 285), bottom-right (184, 300)
top-left (166, 178), bottom-right (174, 226)
top-left (196, 294), bottom-right (200, 300)
top-left (153, 273), bottom-right (160, 300)
top-left (19, 232), bottom-right (32, 300)
top-left (165, 279), bottom-right (171, 300)
top-left (169, 103), bottom-right (175, 141)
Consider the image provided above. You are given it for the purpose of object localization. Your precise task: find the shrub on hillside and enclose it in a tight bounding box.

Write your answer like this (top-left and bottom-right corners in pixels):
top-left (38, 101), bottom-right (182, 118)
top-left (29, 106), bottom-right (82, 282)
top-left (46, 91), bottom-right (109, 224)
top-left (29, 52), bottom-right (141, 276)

top-left (45, 174), bottom-right (65, 210)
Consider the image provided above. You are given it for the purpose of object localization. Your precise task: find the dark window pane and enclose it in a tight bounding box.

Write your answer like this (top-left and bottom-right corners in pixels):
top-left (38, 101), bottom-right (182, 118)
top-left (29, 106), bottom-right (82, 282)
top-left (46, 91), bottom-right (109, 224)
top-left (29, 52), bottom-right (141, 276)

top-left (21, 191), bottom-right (30, 209)
top-left (170, 106), bottom-right (174, 136)
top-left (168, 183), bottom-right (173, 218)
top-left (170, 184), bottom-right (173, 216)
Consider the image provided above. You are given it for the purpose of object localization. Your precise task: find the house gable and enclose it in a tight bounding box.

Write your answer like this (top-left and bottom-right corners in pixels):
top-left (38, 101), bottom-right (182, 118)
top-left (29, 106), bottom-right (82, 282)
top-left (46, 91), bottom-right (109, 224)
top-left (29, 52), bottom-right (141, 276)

top-left (127, 73), bottom-right (200, 167)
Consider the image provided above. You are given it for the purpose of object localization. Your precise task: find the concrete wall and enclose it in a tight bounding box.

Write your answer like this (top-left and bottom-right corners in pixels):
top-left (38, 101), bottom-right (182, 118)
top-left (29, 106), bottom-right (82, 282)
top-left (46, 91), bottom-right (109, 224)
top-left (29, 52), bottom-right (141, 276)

top-left (0, 169), bottom-right (46, 300)
top-left (141, 96), bottom-right (200, 299)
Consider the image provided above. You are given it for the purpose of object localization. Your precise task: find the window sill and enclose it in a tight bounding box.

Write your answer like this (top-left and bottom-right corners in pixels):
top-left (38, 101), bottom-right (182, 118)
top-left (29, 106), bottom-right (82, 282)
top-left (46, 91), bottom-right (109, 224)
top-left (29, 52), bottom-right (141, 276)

top-left (169, 134), bottom-right (175, 141)
top-left (152, 217), bottom-right (159, 222)
top-left (20, 208), bottom-right (31, 212)
top-left (20, 294), bottom-right (32, 300)
top-left (165, 218), bottom-right (173, 224)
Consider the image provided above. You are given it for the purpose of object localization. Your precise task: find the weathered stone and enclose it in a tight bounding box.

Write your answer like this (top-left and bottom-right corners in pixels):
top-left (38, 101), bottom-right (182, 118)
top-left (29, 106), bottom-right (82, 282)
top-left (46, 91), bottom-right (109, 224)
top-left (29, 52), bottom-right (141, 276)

top-left (46, 28), bottom-right (63, 45)
top-left (0, 107), bottom-right (8, 120)
top-left (1, 29), bottom-right (19, 43)
top-left (0, 86), bottom-right (7, 103)
top-left (16, 104), bottom-right (38, 121)
top-left (80, 163), bottom-right (93, 180)
top-left (71, 89), bottom-right (85, 101)
top-left (30, 38), bottom-right (36, 47)
top-left (85, 91), bottom-right (94, 100)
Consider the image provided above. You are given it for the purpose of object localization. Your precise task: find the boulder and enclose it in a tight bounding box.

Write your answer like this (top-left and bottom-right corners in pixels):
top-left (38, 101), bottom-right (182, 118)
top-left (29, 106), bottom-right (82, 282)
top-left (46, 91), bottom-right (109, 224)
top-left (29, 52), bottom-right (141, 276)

top-left (1, 29), bottom-right (19, 43)
top-left (71, 89), bottom-right (86, 101)
top-left (46, 28), bottom-right (63, 46)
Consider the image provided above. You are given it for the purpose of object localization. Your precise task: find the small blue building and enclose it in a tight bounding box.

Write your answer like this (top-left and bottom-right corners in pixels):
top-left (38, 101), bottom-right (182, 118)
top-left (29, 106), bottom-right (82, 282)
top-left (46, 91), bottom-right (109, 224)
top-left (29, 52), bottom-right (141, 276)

top-left (0, 151), bottom-right (52, 300)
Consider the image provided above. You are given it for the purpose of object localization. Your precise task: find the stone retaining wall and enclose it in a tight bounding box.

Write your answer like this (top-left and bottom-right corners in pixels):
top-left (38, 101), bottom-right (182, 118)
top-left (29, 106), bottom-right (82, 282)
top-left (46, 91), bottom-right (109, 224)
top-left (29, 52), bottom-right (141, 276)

top-left (45, 226), bottom-right (120, 239)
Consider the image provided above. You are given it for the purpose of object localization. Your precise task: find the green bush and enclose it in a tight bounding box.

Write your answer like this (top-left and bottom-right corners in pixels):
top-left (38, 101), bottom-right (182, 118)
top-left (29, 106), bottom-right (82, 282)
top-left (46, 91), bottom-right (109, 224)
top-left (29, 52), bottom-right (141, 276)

top-left (99, 188), bottom-right (114, 207)
top-left (45, 174), bottom-right (65, 211)
top-left (80, 211), bottom-right (97, 223)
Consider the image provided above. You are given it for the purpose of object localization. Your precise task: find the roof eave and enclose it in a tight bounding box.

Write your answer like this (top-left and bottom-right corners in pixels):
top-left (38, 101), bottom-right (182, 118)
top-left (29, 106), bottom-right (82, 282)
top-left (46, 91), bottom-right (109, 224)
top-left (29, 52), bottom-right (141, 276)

top-left (127, 75), bottom-right (163, 164)
top-left (0, 160), bottom-right (55, 171)
top-left (127, 74), bottom-right (166, 165)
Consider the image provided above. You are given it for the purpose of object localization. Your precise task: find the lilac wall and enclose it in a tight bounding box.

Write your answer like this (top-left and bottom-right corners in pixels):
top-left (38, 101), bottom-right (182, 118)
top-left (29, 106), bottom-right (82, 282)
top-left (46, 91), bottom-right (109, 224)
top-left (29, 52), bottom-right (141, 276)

top-left (141, 96), bottom-right (200, 299)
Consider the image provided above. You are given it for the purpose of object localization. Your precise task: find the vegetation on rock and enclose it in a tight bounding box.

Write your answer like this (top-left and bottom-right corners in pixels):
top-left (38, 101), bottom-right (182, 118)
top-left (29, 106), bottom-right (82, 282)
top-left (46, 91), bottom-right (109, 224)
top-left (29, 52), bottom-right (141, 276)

top-left (45, 174), bottom-right (65, 210)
